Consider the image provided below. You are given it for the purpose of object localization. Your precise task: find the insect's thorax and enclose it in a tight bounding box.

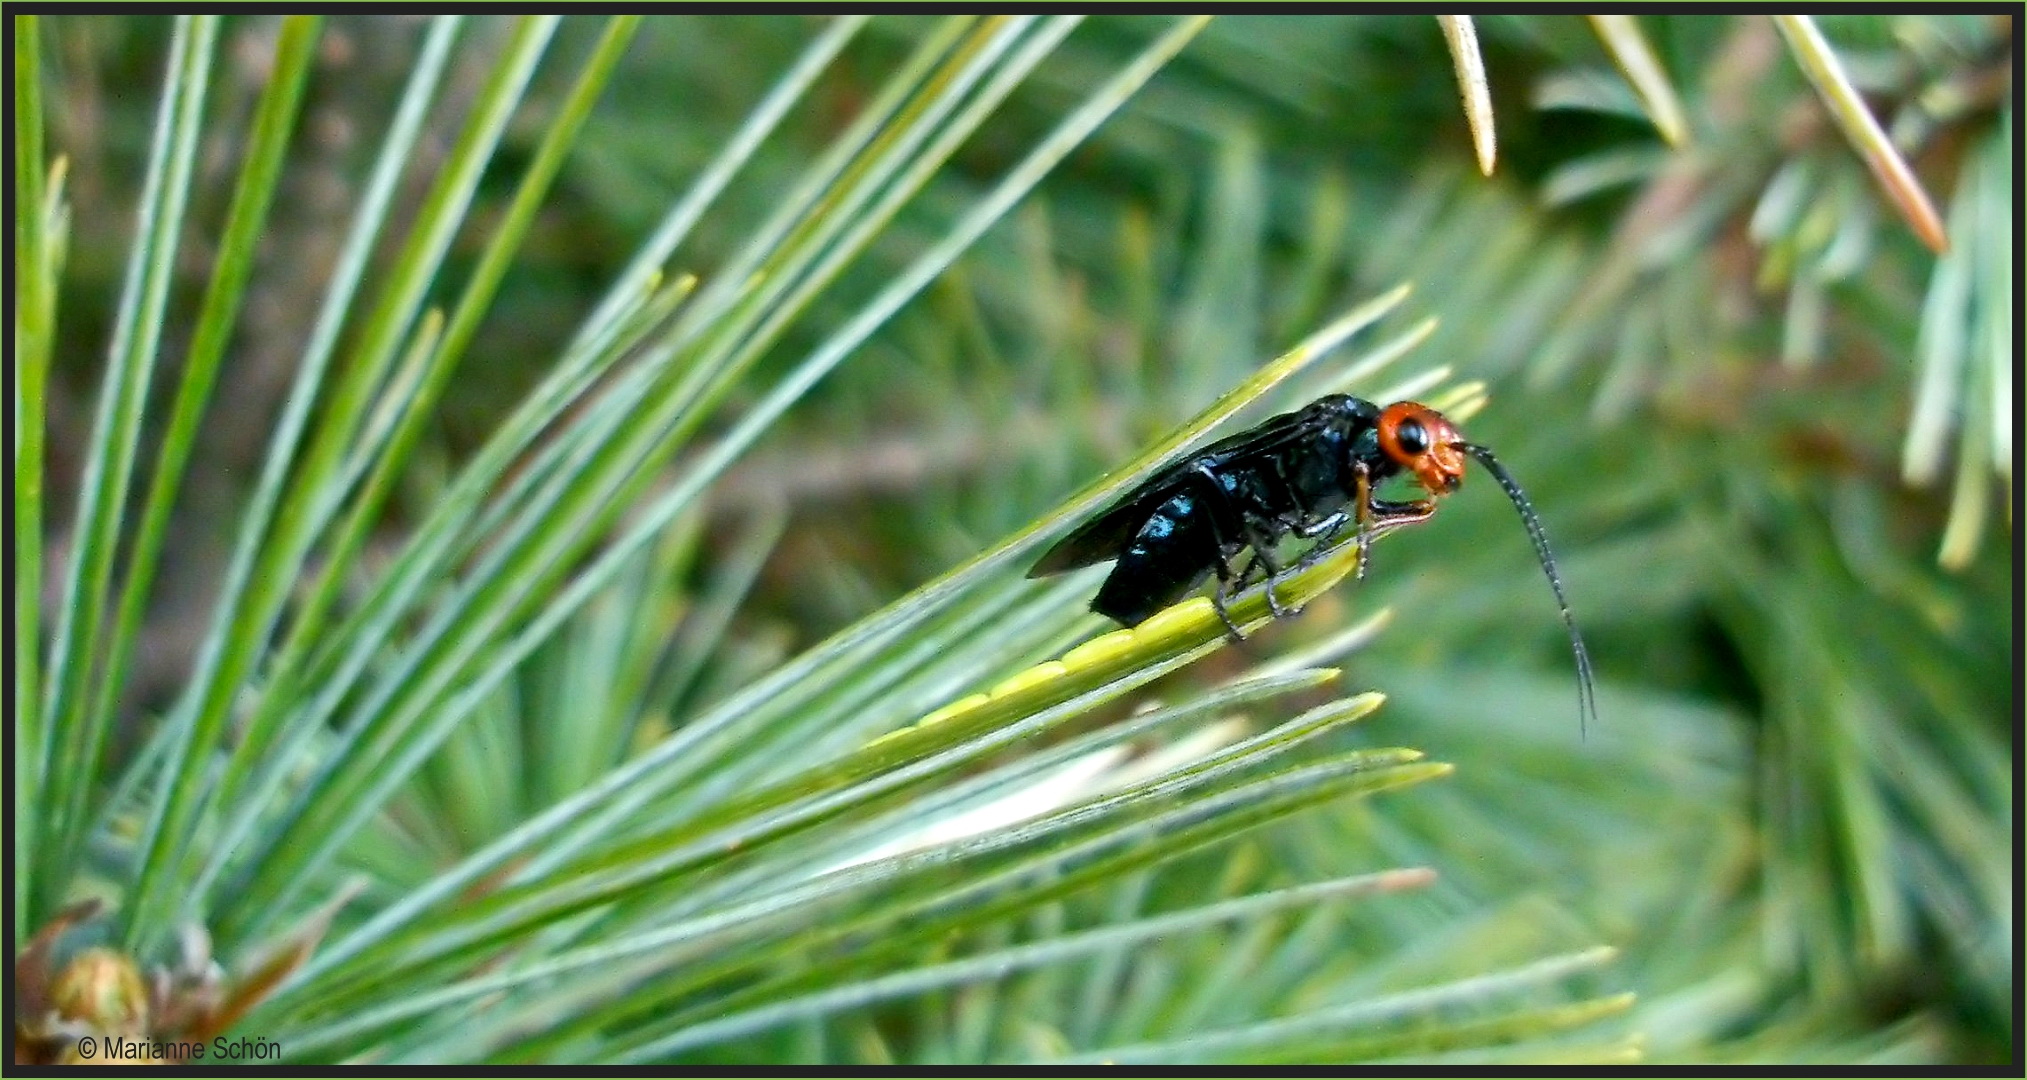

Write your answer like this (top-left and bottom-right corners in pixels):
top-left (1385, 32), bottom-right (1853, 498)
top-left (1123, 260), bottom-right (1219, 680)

top-left (1215, 417), bottom-right (1387, 530)
top-left (1298, 405), bottom-right (1400, 506)
top-left (1275, 426), bottom-right (1352, 514)
top-left (1310, 394), bottom-right (1398, 496)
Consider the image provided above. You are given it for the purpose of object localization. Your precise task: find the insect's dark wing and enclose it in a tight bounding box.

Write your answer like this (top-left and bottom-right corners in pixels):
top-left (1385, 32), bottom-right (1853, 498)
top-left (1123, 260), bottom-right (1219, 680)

top-left (1187, 404), bottom-right (1331, 468)
top-left (1028, 403), bottom-right (1342, 578)
top-left (1028, 489), bottom-right (1166, 576)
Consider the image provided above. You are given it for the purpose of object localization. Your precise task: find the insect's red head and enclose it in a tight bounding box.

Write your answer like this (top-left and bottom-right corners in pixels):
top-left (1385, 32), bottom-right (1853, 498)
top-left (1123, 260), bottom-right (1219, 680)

top-left (1377, 402), bottom-right (1467, 494)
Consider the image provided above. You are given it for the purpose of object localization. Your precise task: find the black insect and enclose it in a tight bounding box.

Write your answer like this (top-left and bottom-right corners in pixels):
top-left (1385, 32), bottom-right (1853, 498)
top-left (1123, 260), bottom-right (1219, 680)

top-left (1029, 394), bottom-right (1597, 730)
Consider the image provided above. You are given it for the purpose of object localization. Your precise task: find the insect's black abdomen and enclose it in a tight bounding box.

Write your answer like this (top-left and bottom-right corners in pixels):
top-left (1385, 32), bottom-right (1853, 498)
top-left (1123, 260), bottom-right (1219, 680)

top-left (1093, 550), bottom-right (1209, 626)
top-left (1090, 495), bottom-right (1217, 626)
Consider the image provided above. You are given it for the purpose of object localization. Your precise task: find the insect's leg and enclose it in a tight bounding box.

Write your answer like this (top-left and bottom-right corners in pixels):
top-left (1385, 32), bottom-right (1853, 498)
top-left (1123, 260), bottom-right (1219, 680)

top-left (1232, 548), bottom-right (1286, 611)
top-left (1220, 495), bottom-right (1292, 616)
top-left (1206, 549), bottom-right (1246, 641)
top-left (1238, 509), bottom-right (1356, 616)
top-left (1357, 496), bottom-right (1438, 580)
top-left (1262, 512), bottom-right (1353, 617)
top-left (1245, 534), bottom-right (1291, 618)
top-left (1342, 465), bottom-right (1440, 582)
top-left (1189, 466), bottom-right (1249, 642)
top-left (1240, 449), bottom-right (1321, 611)
top-left (1286, 510), bottom-right (1352, 575)
top-left (1368, 498), bottom-right (1438, 528)
top-left (1212, 524), bottom-right (1296, 615)
top-left (1352, 462), bottom-right (1374, 583)
top-left (1289, 510), bottom-right (1349, 541)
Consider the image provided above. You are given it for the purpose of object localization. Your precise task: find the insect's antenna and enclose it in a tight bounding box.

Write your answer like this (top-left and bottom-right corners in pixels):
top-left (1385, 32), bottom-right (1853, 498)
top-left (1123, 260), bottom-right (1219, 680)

top-left (1461, 443), bottom-right (1598, 738)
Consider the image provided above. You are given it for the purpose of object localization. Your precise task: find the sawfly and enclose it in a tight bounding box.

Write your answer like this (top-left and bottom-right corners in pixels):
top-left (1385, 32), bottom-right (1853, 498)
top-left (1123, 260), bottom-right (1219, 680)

top-left (1029, 394), bottom-right (1597, 730)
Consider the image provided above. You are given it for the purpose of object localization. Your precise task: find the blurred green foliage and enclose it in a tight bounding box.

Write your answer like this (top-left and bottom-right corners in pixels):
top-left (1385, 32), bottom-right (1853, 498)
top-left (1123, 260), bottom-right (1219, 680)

top-left (17, 13), bottom-right (2012, 1065)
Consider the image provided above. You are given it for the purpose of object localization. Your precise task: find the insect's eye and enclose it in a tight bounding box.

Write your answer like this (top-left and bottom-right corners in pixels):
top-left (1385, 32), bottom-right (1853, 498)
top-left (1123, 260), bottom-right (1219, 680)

top-left (1395, 419), bottom-right (1429, 457)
